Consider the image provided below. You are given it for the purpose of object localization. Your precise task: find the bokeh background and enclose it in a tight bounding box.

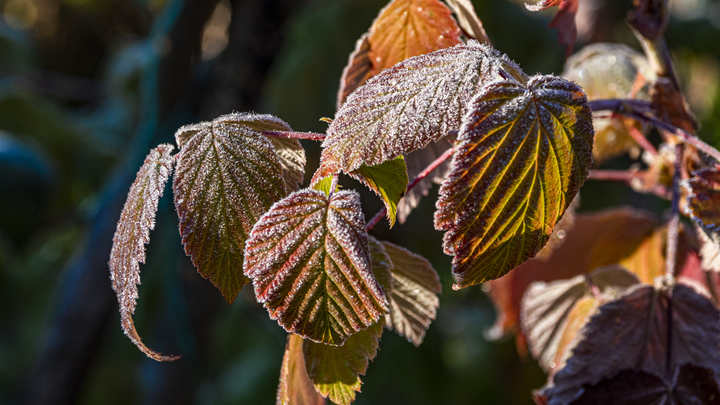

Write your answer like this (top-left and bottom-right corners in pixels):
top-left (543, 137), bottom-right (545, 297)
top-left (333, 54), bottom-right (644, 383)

top-left (0, 0), bottom-right (719, 404)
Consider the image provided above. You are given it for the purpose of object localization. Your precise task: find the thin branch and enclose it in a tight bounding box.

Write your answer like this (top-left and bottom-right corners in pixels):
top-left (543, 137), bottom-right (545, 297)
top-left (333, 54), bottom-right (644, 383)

top-left (665, 143), bottom-right (683, 280)
top-left (625, 120), bottom-right (658, 156)
top-left (366, 146), bottom-right (457, 231)
top-left (587, 169), bottom-right (637, 182)
top-left (262, 130), bottom-right (326, 141)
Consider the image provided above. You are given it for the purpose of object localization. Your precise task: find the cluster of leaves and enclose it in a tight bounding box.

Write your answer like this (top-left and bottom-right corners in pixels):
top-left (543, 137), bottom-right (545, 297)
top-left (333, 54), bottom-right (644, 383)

top-left (109, 0), bottom-right (720, 403)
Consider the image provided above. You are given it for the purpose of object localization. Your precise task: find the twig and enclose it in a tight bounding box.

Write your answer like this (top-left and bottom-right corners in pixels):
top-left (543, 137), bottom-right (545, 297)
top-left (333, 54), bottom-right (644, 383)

top-left (587, 169), bottom-right (636, 182)
top-left (366, 146), bottom-right (457, 231)
top-left (625, 120), bottom-right (658, 156)
top-left (262, 130), bottom-right (326, 141)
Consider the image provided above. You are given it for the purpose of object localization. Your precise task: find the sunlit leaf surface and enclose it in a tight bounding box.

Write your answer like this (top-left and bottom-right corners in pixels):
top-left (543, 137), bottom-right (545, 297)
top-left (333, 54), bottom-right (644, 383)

top-left (349, 156), bottom-right (408, 227)
top-left (321, 41), bottom-right (526, 176)
top-left (435, 75), bottom-right (594, 289)
top-left (173, 113), bottom-right (287, 303)
top-left (110, 144), bottom-right (178, 361)
top-left (244, 189), bottom-right (389, 345)
top-left (277, 334), bottom-right (326, 405)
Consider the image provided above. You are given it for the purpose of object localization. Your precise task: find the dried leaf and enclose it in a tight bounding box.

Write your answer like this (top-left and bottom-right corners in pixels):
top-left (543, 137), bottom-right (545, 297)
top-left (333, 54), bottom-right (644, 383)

top-left (173, 113), bottom-right (287, 303)
top-left (684, 167), bottom-right (720, 252)
top-left (381, 241), bottom-right (441, 346)
top-left (110, 144), bottom-right (178, 361)
top-left (435, 75), bottom-right (594, 289)
top-left (543, 283), bottom-right (720, 404)
top-left (571, 365), bottom-right (720, 405)
top-left (651, 76), bottom-right (698, 135)
top-left (349, 156), bottom-right (408, 227)
top-left (244, 189), bottom-right (389, 345)
top-left (485, 207), bottom-right (658, 340)
top-left (303, 321), bottom-right (383, 405)
top-left (277, 334), bottom-right (326, 405)
top-left (337, 34), bottom-right (373, 110)
top-left (320, 41), bottom-right (527, 176)
top-left (444, 0), bottom-right (490, 44)
top-left (520, 266), bottom-right (640, 373)
top-left (368, 0), bottom-right (461, 74)
top-left (271, 137), bottom-right (306, 194)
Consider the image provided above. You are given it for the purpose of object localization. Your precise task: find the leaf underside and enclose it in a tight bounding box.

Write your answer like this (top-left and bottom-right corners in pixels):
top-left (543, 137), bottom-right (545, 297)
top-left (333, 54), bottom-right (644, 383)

top-left (110, 144), bottom-right (178, 361)
top-left (435, 75), bottom-right (594, 289)
top-left (244, 189), bottom-right (389, 345)
top-left (303, 321), bottom-right (383, 405)
top-left (381, 241), bottom-right (442, 346)
top-left (320, 41), bottom-right (526, 177)
top-left (271, 137), bottom-right (307, 194)
top-left (349, 156), bottom-right (409, 227)
top-left (684, 167), bottom-right (720, 254)
top-left (277, 334), bottom-right (326, 405)
top-left (173, 113), bottom-right (288, 304)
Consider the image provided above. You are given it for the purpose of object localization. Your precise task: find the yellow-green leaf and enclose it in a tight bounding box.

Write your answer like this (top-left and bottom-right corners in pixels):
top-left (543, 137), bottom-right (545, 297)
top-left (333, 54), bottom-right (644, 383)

top-left (435, 75), bottom-right (594, 289)
top-left (349, 156), bottom-right (408, 227)
top-left (173, 113), bottom-right (287, 304)
top-left (244, 189), bottom-right (389, 345)
top-left (277, 334), bottom-right (326, 405)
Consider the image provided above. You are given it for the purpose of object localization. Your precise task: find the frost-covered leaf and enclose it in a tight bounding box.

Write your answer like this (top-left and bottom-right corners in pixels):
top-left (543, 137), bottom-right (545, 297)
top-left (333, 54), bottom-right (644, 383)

top-left (173, 113), bottom-right (287, 303)
top-left (398, 137), bottom-right (455, 224)
top-left (110, 144), bottom-right (178, 361)
top-left (277, 334), bottom-right (326, 405)
top-left (337, 34), bottom-right (373, 110)
top-left (563, 43), bottom-right (655, 164)
top-left (485, 207), bottom-right (658, 340)
top-left (697, 224), bottom-right (720, 273)
top-left (571, 365), bottom-right (720, 405)
top-left (312, 175), bottom-right (338, 196)
top-left (320, 41), bottom-right (527, 176)
top-left (684, 167), bottom-right (720, 252)
top-left (349, 156), bottom-right (408, 227)
top-left (368, 0), bottom-right (461, 75)
top-left (435, 75), bottom-right (594, 289)
top-left (271, 137), bottom-right (306, 194)
top-left (368, 236), bottom-right (393, 296)
top-left (303, 321), bottom-right (383, 405)
top-left (244, 189), bottom-right (389, 345)
top-left (520, 266), bottom-right (639, 373)
top-left (381, 241), bottom-right (441, 346)
top-left (444, 0), bottom-right (490, 44)
top-left (543, 283), bottom-right (720, 404)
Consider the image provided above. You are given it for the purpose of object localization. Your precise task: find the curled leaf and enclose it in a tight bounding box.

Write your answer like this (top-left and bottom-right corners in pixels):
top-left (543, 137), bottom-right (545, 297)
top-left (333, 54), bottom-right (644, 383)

top-left (303, 321), bottom-right (383, 405)
top-left (277, 334), bottom-right (326, 405)
top-left (321, 41), bottom-right (526, 176)
top-left (337, 34), bottom-right (373, 110)
top-left (244, 189), bottom-right (389, 345)
top-left (435, 75), bottom-right (594, 289)
top-left (110, 144), bottom-right (178, 361)
top-left (349, 156), bottom-right (409, 227)
top-left (173, 113), bottom-right (287, 303)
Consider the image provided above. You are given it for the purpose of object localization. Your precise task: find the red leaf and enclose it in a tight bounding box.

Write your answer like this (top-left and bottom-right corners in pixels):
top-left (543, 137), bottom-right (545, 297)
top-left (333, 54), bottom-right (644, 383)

top-left (526, 0), bottom-right (578, 58)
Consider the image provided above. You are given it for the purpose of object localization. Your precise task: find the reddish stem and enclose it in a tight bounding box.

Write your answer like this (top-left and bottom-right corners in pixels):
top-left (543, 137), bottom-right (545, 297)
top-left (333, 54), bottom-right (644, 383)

top-left (366, 146), bottom-right (457, 231)
top-left (262, 130), bottom-right (326, 141)
top-left (587, 169), bottom-right (636, 182)
top-left (625, 119), bottom-right (658, 156)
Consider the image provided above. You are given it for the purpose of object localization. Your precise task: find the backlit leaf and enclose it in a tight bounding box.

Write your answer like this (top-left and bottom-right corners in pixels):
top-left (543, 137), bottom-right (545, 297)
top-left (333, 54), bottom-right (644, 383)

top-left (684, 167), bottom-right (720, 252)
top-left (277, 334), bottom-right (326, 405)
top-left (312, 175), bottom-right (338, 196)
top-left (110, 144), bottom-right (178, 361)
top-left (543, 283), bottom-right (720, 404)
top-left (444, 0), bottom-right (490, 44)
top-left (337, 34), bottom-right (373, 110)
top-left (244, 189), bottom-right (389, 345)
top-left (320, 41), bottom-right (527, 176)
top-left (526, 0), bottom-right (578, 58)
top-left (271, 137), bottom-right (306, 194)
top-left (535, 194), bottom-right (579, 260)
top-left (485, 207), bottom-right (658, 340)
top-left (435, 75), bottom-right (594, 289)
top-left (520, 266), bottom-right (639, 373)
top-left (368, 237), bottom-right (394, 296)
top-left (368, 0), bottom-right (461, 75)
top-left (303, 321), bottom-right (383, 405)
top-left (349, 156), bottom-right (408, 227)
top-left (381, 241), bottom-right (441, 346)
top-left (173, 113), bottom-right (287, 303)
top-left (697, 224), bottom-right (720, 273)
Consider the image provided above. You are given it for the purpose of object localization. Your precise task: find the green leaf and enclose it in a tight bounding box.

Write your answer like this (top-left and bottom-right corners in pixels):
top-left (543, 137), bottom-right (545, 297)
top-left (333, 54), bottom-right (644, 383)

top-left (277, 334), bottom-right (326, 405)
top-left (303, 321), bottom-right (383, 405)
top-left (319, 41), bottom-right (527, 177)
top-left (435, 75), bottom-right (594, 289)
top-left (381, 241), bottom-right (441, 346)
top-left (244, 189), bottom-right (389, 345)
top-left (349, 156), bottom-right (408, 227)
top-left (312, 175), bottom-right (337, 196)
top-left (110, 144), bottom-right (179, 361)
top-left (173, 113), bottom-right (287, 304)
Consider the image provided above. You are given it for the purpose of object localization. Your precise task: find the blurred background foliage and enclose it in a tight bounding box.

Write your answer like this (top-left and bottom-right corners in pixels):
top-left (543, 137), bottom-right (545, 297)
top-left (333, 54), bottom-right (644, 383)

top-left (0, 0), bottom-right (718, 404)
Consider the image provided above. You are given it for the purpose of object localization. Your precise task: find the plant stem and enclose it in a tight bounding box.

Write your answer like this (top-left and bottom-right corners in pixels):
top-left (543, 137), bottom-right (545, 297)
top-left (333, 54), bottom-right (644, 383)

top-left (587, 169), bottom-right (636, 182)
top-left (625, 121), bottom-right (658, 156)
top-left (262, 130), bottom-right (326, 141)
top-left (665, 143), bottom-right (683, 280)
top-left (366, 146), bottom-right (457, 231)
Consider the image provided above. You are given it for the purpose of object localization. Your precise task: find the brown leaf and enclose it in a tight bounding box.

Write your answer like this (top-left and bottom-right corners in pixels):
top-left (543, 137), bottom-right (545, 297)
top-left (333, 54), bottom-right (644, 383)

top-left (271, 137), bottom-right (306, 194)
top-left (435, 75), bottom-right (594, 289)
top-left (277, 334), bottom-right (326, 405)
top-left (173, 113), bottom-right (288, 303)
top-left (485, 207), bottom-right (658, 340)
top-left (110, 144), bottom-right (179, 361)
top-left (543, 283), bottom-right (720, 404)
top-left (368, 0), bottom-right (461, 75)
top-left (525, 0), bottom-right (577, 58)
top-left (444, 0), bottom-right (490, 44)
top-left (684, 167), bottom-right (720, 252)
top-left (337, 33), bottom-right (373, 110)
top-left (381, 241), bottom-right (441, 346)
top-left (244, 189), bottom-right (388, 345)
top-left (620, 223), bottom-right (699, 283)
top-left (520, 266), bottom-right (639, 373)
top-left (651, 76), bottom-right (698, 135)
